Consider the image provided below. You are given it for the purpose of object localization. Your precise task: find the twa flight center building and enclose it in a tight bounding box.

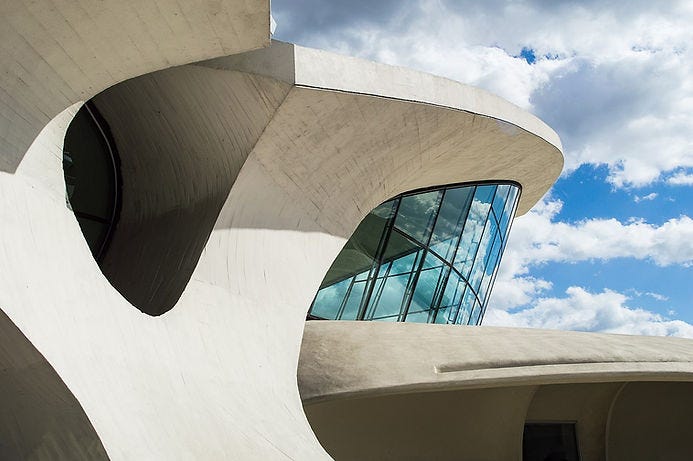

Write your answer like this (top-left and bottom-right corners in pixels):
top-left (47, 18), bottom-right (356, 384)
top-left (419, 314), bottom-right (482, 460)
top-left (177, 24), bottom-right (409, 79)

top-left (1, 1), bottom-right (692, 460)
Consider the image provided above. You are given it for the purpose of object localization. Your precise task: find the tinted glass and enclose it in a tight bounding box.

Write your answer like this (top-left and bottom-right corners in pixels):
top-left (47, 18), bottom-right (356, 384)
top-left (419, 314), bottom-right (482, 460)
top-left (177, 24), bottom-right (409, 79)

top-left (63, 103), bottom-right (119, 261)
top-left (309, 183), bottom-right (520, 325)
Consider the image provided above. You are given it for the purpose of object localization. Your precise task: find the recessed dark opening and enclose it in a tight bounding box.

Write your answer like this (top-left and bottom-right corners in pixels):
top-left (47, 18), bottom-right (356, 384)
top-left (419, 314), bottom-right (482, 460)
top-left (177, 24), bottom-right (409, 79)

top-left (523, 422), bottom-right (580, 461)
top-left (63, 101), bottom-right (121, 261)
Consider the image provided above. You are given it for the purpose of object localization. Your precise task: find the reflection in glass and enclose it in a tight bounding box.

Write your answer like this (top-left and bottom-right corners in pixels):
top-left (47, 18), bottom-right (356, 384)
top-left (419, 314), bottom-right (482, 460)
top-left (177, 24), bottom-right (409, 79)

top-left (63, 102), bottom-right (120, 260)
top-left (308, 182), bottom-right (520, 325)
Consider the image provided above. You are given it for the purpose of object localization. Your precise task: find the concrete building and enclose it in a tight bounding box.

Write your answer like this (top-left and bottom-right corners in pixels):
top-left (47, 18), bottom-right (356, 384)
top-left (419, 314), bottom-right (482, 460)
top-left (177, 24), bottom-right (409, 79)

top-left (0, 1), bottom-right (691, 460)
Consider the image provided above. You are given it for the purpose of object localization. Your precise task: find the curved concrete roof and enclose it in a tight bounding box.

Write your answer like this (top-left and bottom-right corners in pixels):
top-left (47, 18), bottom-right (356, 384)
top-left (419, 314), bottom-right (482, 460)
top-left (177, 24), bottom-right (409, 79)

top-left (299, 321), bottom-right (693, 403)
top-left (204, 41), bottom-right (564, 217)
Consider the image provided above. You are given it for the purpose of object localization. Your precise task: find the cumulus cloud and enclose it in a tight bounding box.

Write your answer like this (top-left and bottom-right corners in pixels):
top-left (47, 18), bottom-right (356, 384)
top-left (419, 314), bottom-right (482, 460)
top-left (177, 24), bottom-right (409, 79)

top-left (668, 171), bottom-right (693, 186)
top-left (273, 0), bottom-right (693, 187)
top-left (485, 286), bottom-right (693, 338)
top-left (507, 198), bottom-right (693, 269)
top-left (485, 198), bottom-right (693, 337)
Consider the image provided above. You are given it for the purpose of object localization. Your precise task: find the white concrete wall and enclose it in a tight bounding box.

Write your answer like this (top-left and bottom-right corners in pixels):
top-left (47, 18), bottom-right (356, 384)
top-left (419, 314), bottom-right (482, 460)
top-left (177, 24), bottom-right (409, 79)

top-left (0, 18), bottom-right (564, 459)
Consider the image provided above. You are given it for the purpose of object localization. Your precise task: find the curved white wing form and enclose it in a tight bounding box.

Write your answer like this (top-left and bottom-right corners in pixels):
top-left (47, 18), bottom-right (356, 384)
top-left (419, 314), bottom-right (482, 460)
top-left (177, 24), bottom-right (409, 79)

top-left (0, 9), bottom-right (562, 459)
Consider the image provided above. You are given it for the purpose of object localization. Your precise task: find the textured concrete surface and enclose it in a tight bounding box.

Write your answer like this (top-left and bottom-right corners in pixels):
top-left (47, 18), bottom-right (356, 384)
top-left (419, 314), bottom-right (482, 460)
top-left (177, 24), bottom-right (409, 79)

top-left (206, 42), bottom-right (563, 217)
top-left (299, 321), bottom-right (693, 403)
top-left (0, 31), bottom-right (562, 461)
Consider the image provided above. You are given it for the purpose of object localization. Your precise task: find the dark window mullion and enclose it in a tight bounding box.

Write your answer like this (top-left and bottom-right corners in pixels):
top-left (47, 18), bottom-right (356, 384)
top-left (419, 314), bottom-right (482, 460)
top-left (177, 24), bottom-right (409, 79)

top-left (461, 186), bottom-right (498, 299)
top-left (364, 261), bottom-right (393, 320)
top-left (335, 276), bottom-right (357, 320)
top-left (478, 187), bottom-right (522, 324)
top-left (356, 198), bottom-right (401, 320)
top-left (400, 191), bottom-right (445, 321)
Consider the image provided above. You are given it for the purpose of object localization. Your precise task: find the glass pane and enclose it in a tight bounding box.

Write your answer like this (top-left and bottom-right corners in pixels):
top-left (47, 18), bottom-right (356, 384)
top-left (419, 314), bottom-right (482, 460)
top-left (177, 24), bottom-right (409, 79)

top-left (436, 271), bottom-right (465, 324)
top-left (470, 301), bottom-right (483, 325)
top-left (405, 310), bottom-right (433, 323)
top-left (479, 234), bottom-right (502, 301)
top-left (429, 187), bottom-right (474, 263)
top-left (467, 217), bottom-right (498, 293)
top-left (339, 280), bottom-right (367, 320)
top-left (381, 229), bottom-right (421, 269)
top-left (499, 186), bottom-right (519, 236)
top-left (453, 186), bottom-right (494, 278)
top-left (394, 191), bottom-right (441, 244)
top-left (406, 253), bottom-right (446, 318)
top-left (64, 106), bottom-right (116, 221)
top-left (320, 200), bottom-right (396, 288)
top-left (491, 184), bottom-right (510, 224)
top-left (474, 185), bottom-right (496, 206)
top-left (456, 287), bottom-right (477, 325)
top-left (366, 273), bottom-right (413, 319)
top-left (311, 277), bottom-right (352, 319)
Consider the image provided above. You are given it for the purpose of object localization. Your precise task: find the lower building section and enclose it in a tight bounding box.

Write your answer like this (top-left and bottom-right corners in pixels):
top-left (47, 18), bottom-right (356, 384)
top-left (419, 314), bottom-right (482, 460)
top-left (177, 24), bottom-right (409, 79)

top-left (299, 321), bottom-right (693, 461)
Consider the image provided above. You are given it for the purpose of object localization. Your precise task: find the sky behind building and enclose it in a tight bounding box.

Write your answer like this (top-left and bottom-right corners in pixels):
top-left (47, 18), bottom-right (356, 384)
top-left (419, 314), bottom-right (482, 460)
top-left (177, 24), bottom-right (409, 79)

top-left (271, 0), bottom-right (693, 337)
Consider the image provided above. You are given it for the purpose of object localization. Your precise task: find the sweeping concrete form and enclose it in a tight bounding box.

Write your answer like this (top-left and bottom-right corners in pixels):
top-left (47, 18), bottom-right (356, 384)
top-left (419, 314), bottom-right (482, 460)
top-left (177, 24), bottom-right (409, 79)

top-left (1, 1), bottom-right (691, 460)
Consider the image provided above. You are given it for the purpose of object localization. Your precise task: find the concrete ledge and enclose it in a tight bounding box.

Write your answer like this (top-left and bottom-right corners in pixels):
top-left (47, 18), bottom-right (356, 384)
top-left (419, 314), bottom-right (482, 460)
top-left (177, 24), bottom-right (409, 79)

top-left (298, 321), bottom-right (693, 403)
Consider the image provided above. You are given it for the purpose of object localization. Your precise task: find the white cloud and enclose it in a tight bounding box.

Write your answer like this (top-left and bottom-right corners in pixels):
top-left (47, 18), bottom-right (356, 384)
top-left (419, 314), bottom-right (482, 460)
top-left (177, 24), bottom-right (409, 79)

top-left (489, 198), bottom-right (693, 317)
top-left (485, 286), bottom-right (693, 338)
top-left (645, 292), bottom-right (669, 302)
top-left (668, 171), bottom-right (693, 186)
top-left (634, 192), bottom-right (657, 203)
top-left (507, 199), bottom-right (693, 268)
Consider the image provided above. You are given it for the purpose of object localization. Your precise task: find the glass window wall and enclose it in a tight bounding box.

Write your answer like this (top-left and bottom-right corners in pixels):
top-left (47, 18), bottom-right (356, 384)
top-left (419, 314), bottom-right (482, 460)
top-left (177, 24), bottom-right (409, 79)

top-left (308, 182), bottom-right (520, 325)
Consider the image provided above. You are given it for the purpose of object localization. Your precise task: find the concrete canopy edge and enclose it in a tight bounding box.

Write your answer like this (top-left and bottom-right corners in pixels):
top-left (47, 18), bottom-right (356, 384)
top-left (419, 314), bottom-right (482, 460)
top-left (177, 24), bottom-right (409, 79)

top-left (200, 41), bottom-right (564, 216)
top-left (298, 321), bottom-right (693, 404)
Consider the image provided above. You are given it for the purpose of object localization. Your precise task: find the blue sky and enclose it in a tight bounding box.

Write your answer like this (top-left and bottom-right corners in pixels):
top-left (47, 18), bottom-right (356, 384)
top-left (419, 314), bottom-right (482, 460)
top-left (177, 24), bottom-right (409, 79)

top-left (271, 0), bottom-right (693, 337)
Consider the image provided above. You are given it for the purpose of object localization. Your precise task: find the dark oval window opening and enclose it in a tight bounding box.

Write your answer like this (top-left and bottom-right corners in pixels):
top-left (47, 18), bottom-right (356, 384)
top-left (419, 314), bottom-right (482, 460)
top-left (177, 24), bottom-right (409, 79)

top-left (63, 101), bottom-right (121, 261)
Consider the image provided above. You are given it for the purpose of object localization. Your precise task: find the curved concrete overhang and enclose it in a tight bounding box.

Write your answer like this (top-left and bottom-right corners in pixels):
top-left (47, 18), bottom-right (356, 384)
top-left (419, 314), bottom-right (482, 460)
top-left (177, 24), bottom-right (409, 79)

top-left (203, 41), bottom-right (564, 218)
top-left (299, 321), bottom-right (693, 403)
top-left (73, 40), bottom-right (564, 316)
top-left (0, 0), bottom-right (270, 173)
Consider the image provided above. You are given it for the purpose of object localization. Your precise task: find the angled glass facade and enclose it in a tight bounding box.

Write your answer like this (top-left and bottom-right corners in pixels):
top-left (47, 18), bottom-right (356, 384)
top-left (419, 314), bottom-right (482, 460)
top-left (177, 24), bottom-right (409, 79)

top-left (309, 183), bottom-right (520, 325)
